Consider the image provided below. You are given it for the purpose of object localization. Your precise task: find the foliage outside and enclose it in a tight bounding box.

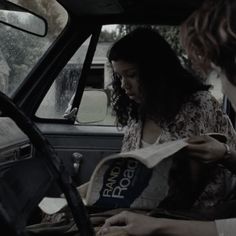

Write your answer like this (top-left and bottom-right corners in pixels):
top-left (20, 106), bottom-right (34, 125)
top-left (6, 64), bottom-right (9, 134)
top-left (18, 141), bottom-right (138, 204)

top-left (0, 0), bottom-right (67, 95)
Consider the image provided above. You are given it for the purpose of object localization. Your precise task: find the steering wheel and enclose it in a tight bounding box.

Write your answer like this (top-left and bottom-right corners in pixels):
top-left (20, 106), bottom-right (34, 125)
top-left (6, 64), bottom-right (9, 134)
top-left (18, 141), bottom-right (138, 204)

top-left (0, 91), bottom-right (94, 235)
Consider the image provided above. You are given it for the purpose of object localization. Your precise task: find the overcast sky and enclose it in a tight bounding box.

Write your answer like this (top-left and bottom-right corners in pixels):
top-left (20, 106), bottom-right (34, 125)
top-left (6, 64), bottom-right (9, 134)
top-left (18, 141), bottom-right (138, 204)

top-left (102, 24), bottom-right (117, 32)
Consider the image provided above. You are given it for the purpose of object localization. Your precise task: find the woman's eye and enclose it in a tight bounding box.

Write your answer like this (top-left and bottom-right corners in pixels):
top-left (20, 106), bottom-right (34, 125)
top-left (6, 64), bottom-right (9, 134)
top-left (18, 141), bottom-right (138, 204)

top-left (126, 72), bottom-right (137, 78)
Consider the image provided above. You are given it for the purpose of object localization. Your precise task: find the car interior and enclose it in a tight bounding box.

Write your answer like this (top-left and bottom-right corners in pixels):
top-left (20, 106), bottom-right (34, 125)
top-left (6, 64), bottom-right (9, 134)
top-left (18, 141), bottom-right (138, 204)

top-left (0, 0), bottom-right (234, 235)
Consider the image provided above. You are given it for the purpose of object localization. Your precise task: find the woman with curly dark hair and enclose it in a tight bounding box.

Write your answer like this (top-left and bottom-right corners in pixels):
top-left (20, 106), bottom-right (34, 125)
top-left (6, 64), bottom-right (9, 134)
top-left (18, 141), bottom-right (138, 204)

top-left (109, 27), bottom-right (211, 127)
top-left (108, 27), bottom-right (236, 157)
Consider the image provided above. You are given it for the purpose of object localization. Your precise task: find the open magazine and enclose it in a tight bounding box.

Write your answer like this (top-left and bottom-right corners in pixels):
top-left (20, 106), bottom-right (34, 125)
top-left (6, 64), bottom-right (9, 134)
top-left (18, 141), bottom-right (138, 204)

top-left (39, 133), bottom-right (227, 214)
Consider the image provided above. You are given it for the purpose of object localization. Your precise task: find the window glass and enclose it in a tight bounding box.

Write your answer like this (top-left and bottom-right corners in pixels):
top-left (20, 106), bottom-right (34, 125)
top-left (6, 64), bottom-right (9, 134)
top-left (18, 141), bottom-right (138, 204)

top-left (36, 37), bottom-right (92, 119)
top-left (0, 0), bottom-right (68, 96)
top-left (75, 28), bottom-right (116, 126)
top-left (36, 25), bottom-right (118, 126)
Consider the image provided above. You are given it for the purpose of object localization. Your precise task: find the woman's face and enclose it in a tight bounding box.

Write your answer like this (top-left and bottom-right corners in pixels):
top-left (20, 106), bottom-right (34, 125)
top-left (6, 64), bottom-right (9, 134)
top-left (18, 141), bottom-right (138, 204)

top-left (112, 60), bottom-right (142, 103)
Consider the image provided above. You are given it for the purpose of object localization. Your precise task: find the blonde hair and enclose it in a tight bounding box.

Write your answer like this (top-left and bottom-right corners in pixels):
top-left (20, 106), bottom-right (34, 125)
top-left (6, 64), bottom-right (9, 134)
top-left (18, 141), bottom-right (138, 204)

top-left (180, 0), bottom-right (236, 85)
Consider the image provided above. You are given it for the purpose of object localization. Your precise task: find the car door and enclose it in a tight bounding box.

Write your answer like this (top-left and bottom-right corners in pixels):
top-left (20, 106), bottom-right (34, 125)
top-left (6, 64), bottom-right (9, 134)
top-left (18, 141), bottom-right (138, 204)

top-left (33, 26), bottom-right (123, 188)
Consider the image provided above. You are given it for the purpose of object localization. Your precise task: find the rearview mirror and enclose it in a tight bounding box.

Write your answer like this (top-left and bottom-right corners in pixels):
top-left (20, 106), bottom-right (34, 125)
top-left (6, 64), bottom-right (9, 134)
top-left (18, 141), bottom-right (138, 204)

top-left (0, 1), bottom-right (47, 37)
top-left (76, 90), bottom-right (108, 123)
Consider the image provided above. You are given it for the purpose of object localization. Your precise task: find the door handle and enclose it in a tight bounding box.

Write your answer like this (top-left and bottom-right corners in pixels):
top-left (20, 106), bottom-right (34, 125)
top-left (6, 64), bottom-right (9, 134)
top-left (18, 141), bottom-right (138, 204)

top-left (72, 152), bottom-right (83, 173)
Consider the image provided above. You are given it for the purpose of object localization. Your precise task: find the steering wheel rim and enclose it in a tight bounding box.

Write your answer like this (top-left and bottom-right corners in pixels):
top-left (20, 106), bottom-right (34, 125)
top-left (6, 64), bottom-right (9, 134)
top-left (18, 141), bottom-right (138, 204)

top-left (0, 91), bottom-right (94, 235)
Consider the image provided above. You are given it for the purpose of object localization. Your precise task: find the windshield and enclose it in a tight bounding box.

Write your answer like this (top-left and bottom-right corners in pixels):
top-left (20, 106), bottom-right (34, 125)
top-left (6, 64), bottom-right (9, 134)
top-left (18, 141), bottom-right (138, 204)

top-left (0, 0), bottom-right (68, 96)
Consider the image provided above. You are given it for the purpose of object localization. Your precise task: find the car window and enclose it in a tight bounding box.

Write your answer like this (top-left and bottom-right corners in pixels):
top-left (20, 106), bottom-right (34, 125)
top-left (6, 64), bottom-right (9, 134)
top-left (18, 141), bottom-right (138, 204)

top-left (0, 0), bottom-right (68, 97)
top-left (36, 25), bottom-right (117, 126)
top-left (36, 24), bottom-right (224, 125)
top-left (36, 37), bottom-right (92, 119)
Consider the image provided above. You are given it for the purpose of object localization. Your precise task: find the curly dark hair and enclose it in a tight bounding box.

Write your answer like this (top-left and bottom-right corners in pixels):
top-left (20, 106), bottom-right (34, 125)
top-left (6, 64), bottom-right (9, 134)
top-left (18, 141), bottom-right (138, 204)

top-left (180, 0), bottom-right (236, 86)
top-left (108, 27), bottom-right (211, 127)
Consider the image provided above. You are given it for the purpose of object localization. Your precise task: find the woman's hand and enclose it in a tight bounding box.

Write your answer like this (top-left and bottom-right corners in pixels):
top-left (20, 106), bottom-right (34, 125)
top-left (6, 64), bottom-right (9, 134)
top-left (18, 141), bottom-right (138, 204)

top-left (185, 135), bottom-right (227, 163)
top-left (97, 211), bottom-right (160, 236)
top-left (97, 211), bottom-right (218, 236)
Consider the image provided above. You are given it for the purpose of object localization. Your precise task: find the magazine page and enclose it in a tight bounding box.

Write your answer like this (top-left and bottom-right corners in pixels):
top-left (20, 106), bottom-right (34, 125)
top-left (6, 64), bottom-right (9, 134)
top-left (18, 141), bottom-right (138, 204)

top-left (85, 139), bottom-right (189, 209)
top-left (85, 156), bottom-right (172, 209)
top-left (115, 139), bottom-right (188, 168)
top-left (116, 132), bottom-right (227, 168)
top-left (85, 133), bottom-right (227, 210)
top-left (38, 197), bottom-right (67, 215)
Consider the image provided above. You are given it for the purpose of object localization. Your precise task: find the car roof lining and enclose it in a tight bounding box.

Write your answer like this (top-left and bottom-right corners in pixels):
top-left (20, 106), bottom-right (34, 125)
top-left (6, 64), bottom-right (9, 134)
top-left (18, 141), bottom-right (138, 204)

top-left (57, 0), bottom-right (204, 25)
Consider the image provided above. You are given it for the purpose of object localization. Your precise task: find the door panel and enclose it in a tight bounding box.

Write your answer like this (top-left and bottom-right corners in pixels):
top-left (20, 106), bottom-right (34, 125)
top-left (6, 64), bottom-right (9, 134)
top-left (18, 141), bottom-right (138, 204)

top-left (37, 123), bottom-right (123, 187)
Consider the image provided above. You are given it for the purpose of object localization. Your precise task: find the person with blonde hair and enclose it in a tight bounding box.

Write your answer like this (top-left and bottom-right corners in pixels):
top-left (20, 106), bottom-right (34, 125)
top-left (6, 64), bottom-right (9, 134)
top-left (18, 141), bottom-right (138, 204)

top-left (180, 0), bottom-right (236, 179)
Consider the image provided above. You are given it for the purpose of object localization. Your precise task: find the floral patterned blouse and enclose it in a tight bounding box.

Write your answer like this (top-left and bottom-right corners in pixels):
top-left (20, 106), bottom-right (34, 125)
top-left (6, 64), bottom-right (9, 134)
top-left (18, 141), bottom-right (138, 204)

top-left (121, 90), bottom-right (236, 209)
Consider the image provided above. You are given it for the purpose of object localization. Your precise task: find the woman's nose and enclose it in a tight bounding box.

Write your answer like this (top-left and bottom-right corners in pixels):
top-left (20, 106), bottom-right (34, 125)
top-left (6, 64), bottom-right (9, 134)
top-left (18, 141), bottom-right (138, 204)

top-left (121, 77), bottom-right (130, 90)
